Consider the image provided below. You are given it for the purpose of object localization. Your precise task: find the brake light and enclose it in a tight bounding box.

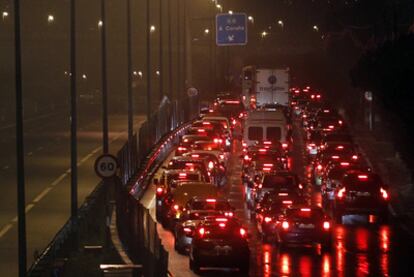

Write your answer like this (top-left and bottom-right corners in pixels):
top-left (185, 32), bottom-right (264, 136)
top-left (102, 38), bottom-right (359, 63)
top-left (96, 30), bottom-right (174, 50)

top-left (282, 143), bottom-right (288, 149)
top-left (178, 147), bottom-right (187, 151)
top-left (282, 221), bottom-right (289, 230)
top-left (337, 187), bottom-right (346, 199)
top-left (215, 218), bottom-right (228, 222)
top-left (244, 155), bottom-right (250, 161)
top-left (323, 221), bottom-right (331, 230)
top-left (240, 228), bottom-right (247, 237)
top-left (340, 162), bottom-right (350, 167)
top-left (336, 145), bottom-right (344, 150)
top-left (224, 211), bottom-right (234, 217)
top-left (323, 109), bottom-right (330, 113)
top-left (282, 200), bottom-right (293, 205)
top-left (263, 167), bottom-right (272, 172)
top-left (191, 154), bottom-right (200, 158)
top-left (208, 161), bottom-right (214, 170)
top-left (259, 148), bottom-right (267, 153)
top-left (198, 227), bottom-right (205, 237)
top-left (219, 154), bottom-right (225, 160)
top-left (352, 155), bottom-right (358, 160)
top-left (179, 173), bottom-right (187, 178)
top-left (156, 187), bottom-right (164, 195)
top-left (183, 139), bottom-right (189, 142)
top-left (338, 120), bottom-right (343, 125)
top-left (264, 217), bottom-right (272, 223)
top-left (225, 100), bottom-right (240, 104)
top-left (278, 193), bottom-right (288, 196)
top-left (316, 94), bottom-right (321, 99)
top-left (219, 223), bottom-right (226, 228)
top-left (206, 198), bottom-right (216, 203)
top-left (263, 141), bottom-right (272, 145)
top-left (242, 142), bottom-right (247, 148)
top-left (380, 187), bottom-right (389, 200)
top-left (300, 208), bottom-right (311, 212)
top-left (173, 204), bottom-right (179, 211)
top-left (202, 121), bottom-right (211, 125)
top-left (183, 227), bottom-right (192, 233)
top-left (232, 119), bottom-right (237, 125)
top-left (263, 163), bottom-right (274, 167)
top-left (328, 125), bottom-right (335, 129)
top-left (331, 155), bottom-right (340, 159)
top-left (357, 175), bottom-right (369, 180)
top-left (197, 129), bottom-right (206, 133)
top-left (214, 138), bottom-right (223, 144)
top-left (317, 164), bottom-right (323, 171)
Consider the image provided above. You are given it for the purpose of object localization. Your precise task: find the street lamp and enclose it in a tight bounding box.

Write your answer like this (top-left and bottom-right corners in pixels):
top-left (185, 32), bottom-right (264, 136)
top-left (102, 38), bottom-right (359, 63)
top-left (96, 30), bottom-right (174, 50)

top-left (313, 25), bottom-right (319, 32)
top-left (278, 20), bottom-right (284, 28)
top-left (150, 25), bottom-right (156, 33)
top-left (98, 20), bottom-right (103, 28)
top-left (228, 10), bottom-right (233, 14)
top-left (156, 70), bottom-right (160, 76)
top-left (2, 11), bottom-right (8, 20)
top-left (47, 14), bottom-right (54, 24)
top-left (204, 28), bottom-right (210, 35)
top-left (261, 31), bottom-right (268, 38)
top-left (216, 4), bottom-right (222, 11)
top-left (248, 16), bottom-right (254, 23)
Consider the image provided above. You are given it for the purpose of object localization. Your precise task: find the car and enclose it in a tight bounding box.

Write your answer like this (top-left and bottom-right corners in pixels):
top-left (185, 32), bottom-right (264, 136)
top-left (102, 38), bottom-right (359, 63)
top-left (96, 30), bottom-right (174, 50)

top-left (275, 206), bottom-right (333, 250)
top-left (331, 171), bottom-right (389, 223)
top-left (253, 171), bottom-right (303, 208)
top-left (165, 156), bottom-right (211, 183)
top-left (161, 182), bottom-right (218, 229)
top-left (174, 210), bottom-right (222, 254)
top-left (189, 217), bottom-right (250, 274)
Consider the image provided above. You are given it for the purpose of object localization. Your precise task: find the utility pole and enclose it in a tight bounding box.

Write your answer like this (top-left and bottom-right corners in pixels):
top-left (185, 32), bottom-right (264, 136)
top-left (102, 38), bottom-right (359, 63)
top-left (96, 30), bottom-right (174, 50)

top-left (176, 0), bottom-right (181, 98)
top-left (167, 0), bottom-right (173, 100)
top-left (159, 0), bottom-right (164, 101)
top-left (101, 0), bottom-right (109, 154)
top-left (146, 0), bottom-right (152, 120)
top-left (127, 0), bottom-right (133, 145)
top-left (13, 0), bottom-right (27, 275)
top-left (70, 0), bottom-right (78, 219)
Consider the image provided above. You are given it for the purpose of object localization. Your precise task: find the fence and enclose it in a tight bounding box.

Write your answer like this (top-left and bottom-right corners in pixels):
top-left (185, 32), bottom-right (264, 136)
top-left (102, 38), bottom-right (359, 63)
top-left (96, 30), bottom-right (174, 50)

top-left (115, 95), bottom-right (200, 276)
top-left (27, 94), bottom-right (199, 276)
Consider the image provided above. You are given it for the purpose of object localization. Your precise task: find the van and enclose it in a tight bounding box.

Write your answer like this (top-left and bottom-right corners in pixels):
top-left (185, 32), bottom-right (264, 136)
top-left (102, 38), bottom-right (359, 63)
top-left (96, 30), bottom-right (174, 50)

top-left (243, 110), bottom-right (287, 146)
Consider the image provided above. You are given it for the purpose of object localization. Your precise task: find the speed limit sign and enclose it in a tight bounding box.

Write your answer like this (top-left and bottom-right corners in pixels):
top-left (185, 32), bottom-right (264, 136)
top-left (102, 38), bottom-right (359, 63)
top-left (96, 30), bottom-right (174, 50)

top-left (94, 154), bottom-right (118, 179)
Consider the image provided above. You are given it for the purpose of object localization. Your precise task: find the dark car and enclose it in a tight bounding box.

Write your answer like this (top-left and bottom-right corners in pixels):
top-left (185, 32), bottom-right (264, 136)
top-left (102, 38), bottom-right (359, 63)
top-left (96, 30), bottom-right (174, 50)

top-left (276, 206), bottom-right (333, 250)
top-left (331, 171), bottom-right (389, 223)
top-left (189, 217), bottom-right (250, 274)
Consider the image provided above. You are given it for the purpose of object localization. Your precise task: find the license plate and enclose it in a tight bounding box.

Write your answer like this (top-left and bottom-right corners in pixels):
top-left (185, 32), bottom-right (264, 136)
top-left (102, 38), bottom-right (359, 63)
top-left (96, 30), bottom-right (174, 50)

top-left (356, 192), bottom-right (370, 197)
top-left (157, 200), bottom-right (162, 206)
top-left (298, 223), bottom-right (315, 229)
top-left (214, 245), bottom-right (232, 255)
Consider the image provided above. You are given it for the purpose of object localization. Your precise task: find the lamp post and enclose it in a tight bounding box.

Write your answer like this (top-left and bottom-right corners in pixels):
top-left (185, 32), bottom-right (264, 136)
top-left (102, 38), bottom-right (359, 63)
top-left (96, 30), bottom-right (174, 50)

top-left (100, 0), bottom-right (109, 154)
top-left (146, 0), bottom-right (152, 120)
top-left (159, 0), bottom-right (164, 101)
top-left (13, 0), bottom-right (27, 275)
top-left (126, 0), bottom-right (133, 147)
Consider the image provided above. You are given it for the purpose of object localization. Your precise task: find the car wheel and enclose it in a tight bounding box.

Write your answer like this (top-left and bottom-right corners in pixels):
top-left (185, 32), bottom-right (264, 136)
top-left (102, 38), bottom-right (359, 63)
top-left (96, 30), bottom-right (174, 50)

top-left (238, 263), bottom-right (250, 276)
top-left (189, 258), bottom-right (201, 274)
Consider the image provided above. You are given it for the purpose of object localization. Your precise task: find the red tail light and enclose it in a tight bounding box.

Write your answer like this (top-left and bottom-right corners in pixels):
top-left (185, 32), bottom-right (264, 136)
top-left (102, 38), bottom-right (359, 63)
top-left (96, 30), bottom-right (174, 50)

top-left (300, 208), bottom-right (311, 212)
top-left (380, 187), bottom-right (389, 200)
top-left (191, 154), bottom-right (200, 158)
top-left (263, 163), bottom-right (274, 167)
top-left (215, 218), bottom-right (228, 222)
top-left (323, 221), bottom-right (331, 230)
top-left (198, 227), bottom-right (205, 237)
top-left (331, 155), bottom-right (340, 159)
top-left (239, 228), bottom-right (247, 238)
top-left (219, 154), bottom-right (225, 160)
top-left (259, 148), bottom-right (267, 153)
top-left (173, 204), bottom-right (180, 211)
top-left (177, 147), bottom-right (187, 151)
top-left (244, 155), bottom-right (250, 161)
top-left (358, 174), bottom-right (368, 180)
top-left (156, 187), bottom-right (164, 195)
top-left (224, 211), bottom-right (234, 217)
top-left (337, 187), bottom-right (346, 199)
top-left (219, 223), bottom-right (226, 228)
top-left (208, 161), bottom-right (214, 170)
top-left (340, 162), bottom-right (350, 167)
top-left (352, 155), bottom-right (358, 160)
top-left (183, 227), bottom-right (192, 234)
top-left (282, 143), bottom-right (288, 149)
top-left (264, 217), bottom-right (272, 223)
top-left (317, 164), bottom-right (323, 171)
top-left (206, 198), bottom-right (216, 203)
top-left (282, 200), bottom-right (293, 205)
top-left (282, 221), bottom-right (289, 230)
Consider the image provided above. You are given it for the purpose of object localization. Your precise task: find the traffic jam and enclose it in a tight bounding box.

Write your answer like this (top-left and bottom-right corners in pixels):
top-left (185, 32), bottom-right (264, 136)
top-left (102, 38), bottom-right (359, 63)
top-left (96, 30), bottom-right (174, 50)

top-left (147, 85), bottom-right (410, 276)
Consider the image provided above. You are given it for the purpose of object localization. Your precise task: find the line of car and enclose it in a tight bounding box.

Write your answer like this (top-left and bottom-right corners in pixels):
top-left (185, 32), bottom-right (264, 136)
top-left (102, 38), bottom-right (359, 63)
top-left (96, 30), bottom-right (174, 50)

top-left (154, 95), bottom-right (251, 274)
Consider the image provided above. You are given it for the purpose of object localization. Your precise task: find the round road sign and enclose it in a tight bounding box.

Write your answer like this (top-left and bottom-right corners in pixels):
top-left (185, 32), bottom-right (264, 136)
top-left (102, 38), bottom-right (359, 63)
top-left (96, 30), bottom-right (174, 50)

top-left (268, 75), bottom-right (277, 85)
top-left (94, 154), bottom-right (118, 179)
top-left (364, 91), bottom-right (373, 102)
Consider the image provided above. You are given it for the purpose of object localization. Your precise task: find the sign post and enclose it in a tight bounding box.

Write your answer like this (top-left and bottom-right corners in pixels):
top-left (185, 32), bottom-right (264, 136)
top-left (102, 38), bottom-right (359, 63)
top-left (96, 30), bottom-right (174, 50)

top-left (216, 13), bottom-right (248, 46)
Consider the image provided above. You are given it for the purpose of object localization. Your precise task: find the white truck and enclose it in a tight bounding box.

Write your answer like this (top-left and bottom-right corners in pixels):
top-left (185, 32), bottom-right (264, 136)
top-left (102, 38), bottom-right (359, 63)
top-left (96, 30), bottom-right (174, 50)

top-left (242, 66), bottom-right (290, 108)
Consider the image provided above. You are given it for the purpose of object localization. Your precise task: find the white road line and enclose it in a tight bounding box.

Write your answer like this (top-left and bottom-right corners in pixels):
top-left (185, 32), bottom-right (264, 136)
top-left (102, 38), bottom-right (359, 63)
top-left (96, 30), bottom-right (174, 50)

top-left (0, 224), bottom-right (13, 238)
top-left (25, 204), bottom-right (34, 213)
top-left (51, 173), bottom-right (68, 187)
top-left (33, 187), bottom-right (53, 203)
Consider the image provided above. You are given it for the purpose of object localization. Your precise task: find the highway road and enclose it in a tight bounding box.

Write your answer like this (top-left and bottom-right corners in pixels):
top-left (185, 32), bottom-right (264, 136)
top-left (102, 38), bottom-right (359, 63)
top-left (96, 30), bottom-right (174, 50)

top-left (141, 120), bottom-right (414, 277)
top-left (0, 110), bottom-right (145, 277)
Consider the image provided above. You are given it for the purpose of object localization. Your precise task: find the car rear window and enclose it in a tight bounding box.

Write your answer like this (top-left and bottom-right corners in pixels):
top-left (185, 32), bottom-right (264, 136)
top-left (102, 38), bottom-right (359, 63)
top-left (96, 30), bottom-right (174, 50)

top-left (267, 127), bottom-right (282, 141)
top-left (191, 201), bottom-right (231, 210)
top-left (287, 208), bottom-right (324, 221)
top-left (343, 174), bottom-right (382, 192)
top-left (263, 175), bottom-right (295, 188)
top-left (248, 127), bottom-right (263, 141)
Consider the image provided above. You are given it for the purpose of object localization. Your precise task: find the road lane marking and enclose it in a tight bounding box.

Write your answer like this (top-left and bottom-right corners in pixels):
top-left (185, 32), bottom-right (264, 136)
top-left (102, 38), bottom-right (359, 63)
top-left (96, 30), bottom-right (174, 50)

top-left (0, 224), bottom-right (13, 238)
top-left (25, 204), bottom-right (34, 213)
top-left (51, 173), bottom-right (67, 187)
top-left (33, 187), bottom-right (53, 203)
